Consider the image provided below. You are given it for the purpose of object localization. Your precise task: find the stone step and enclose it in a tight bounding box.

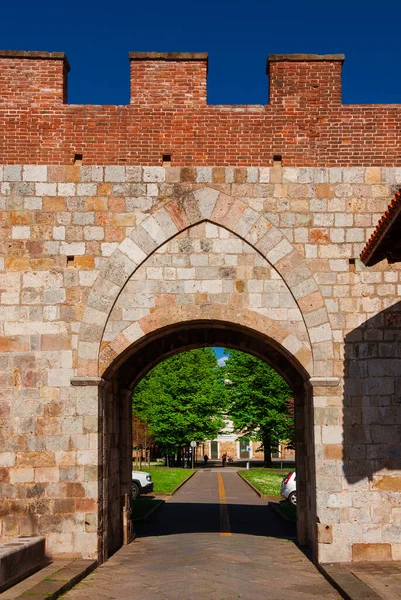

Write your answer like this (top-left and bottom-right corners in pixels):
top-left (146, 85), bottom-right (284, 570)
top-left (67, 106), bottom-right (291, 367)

top-left (2, 557), bottom-right (96, 600)
top-left (0, 536), bottom-right (45, 593)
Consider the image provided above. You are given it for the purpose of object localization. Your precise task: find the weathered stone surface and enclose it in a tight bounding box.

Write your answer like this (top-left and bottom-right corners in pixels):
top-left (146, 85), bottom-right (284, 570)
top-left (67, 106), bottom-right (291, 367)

top-left (352, 543), bottom-right (392, 562)
top-left (0, 535), bottom-right (45, 591)
top-left (372, 476), bottom-right (401, 492)
top-left (0, 166), bottom-right (400, 564)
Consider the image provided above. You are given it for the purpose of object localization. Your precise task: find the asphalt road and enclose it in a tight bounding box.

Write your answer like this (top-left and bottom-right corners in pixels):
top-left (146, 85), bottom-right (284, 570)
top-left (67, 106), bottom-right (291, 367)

top-left (136, 468), bottom-right (295, 539)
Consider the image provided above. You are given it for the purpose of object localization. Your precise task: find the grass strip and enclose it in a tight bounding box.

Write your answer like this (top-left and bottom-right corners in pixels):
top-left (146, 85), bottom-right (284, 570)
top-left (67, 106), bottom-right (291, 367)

top-left (135, 466), bottom-right (195, 495)
top-left (238, 472), bottom-right (266, 497)
top-left (240, 468), bottom-right (285, 497)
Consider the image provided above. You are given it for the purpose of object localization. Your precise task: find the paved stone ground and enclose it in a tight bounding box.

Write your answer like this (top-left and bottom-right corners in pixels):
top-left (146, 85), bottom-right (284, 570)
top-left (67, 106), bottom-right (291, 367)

top-left (64, 471), bottom-right (342, 600)
top-left (322, 560), bottom-right (401, 600)
top-left (351, 562), bottom-right (401, 600)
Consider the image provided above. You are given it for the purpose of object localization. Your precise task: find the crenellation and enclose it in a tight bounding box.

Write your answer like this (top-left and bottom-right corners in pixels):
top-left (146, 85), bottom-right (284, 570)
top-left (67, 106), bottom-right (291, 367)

top-left (0, 54), bottom-right (401, 165)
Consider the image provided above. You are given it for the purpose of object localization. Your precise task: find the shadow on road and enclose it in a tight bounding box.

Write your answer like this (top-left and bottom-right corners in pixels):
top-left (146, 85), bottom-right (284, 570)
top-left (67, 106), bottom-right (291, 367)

top-left (134, 501), bottom-right (295, 540)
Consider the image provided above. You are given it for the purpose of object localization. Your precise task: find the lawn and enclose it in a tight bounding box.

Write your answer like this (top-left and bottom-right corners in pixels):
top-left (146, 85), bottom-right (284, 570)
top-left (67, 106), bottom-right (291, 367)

top-left (240, 468), bottom-right (286, 497)
top-left (138, 466), bottom-right (195, 495)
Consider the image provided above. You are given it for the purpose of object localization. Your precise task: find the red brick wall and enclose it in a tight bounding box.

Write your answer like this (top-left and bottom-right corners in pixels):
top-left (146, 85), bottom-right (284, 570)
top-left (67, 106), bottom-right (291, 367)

top-left (268, 55), bottom-right (343, 107)
top-left (0, 52), bottom-right (67, 105)
top-left (1, 51), bottom-right (401, 166)
top-left (129, 52), bottom-right (207, 107)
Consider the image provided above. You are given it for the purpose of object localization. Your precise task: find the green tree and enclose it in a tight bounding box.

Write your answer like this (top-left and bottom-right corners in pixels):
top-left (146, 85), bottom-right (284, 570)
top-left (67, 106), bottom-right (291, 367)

top-left (132, 348), bottom-right (227, 461)
top-left (223, 350), bottom-right (293, 467)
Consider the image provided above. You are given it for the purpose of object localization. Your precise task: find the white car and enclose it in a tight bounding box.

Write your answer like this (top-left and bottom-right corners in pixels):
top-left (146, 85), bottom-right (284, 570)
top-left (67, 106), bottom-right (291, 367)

top-left (132, 470), bottom-right (154, 499)
top-left (280, 471), bottom-right (296, 505)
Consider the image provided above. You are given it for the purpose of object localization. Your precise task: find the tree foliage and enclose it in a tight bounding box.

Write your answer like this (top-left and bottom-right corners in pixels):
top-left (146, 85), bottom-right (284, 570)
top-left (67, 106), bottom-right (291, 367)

top-left (223, 349), bottom-right (293, 466)
top-left (132, 348), bottom-right (227, 454)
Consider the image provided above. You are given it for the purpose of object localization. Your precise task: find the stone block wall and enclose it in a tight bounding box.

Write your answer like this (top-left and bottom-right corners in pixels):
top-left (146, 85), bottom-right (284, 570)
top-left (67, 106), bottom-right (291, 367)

top-left (1, 51), bottom-right (401, 563)
top-left (0, 163), bottom-right (400, 562)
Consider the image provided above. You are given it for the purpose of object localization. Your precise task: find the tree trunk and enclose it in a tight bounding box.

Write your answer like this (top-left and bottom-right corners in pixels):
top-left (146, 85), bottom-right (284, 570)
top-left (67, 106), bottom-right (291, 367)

top-left (262, 432), bottom-right (273, 467)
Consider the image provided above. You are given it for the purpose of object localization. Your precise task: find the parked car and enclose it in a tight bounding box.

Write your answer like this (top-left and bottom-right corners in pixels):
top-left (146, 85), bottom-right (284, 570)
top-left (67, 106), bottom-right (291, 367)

top-left (132, 470), bottom-right (154, 499)
top-left (280, 471), bottom-right (296, 505)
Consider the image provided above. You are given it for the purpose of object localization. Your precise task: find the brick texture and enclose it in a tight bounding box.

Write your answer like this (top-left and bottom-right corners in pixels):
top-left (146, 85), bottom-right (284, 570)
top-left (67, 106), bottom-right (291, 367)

top-left (1, 52), bottom-right (401, 165)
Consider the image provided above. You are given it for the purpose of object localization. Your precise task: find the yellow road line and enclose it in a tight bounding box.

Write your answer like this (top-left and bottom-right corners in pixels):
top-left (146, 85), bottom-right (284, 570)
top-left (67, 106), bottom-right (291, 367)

top-left (218, 472), bottom-right (232, 537)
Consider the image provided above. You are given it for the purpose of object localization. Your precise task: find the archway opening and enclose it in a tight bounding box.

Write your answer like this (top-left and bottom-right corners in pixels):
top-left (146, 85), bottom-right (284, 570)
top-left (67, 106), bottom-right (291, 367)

top-left (98, 320), bottom-right (316, 561)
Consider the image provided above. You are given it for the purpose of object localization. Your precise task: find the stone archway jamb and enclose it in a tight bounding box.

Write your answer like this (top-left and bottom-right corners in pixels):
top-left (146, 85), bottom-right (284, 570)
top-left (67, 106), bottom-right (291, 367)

top-left (309, 377), bottom-right (340, 387)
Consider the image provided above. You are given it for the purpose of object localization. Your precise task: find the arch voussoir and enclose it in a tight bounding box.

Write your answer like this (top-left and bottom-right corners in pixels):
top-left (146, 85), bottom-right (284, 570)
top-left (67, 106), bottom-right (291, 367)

top-left (77, 186), bottom-right (334, 378)
top-left (193, 187), bottom-right (220, 218)
top-left (244, 215), bottom-right (274, 247)
top-left (141, 209), bottom-right (178, 246)
top-left (99, 304), bottom-right (313, 379)
top-left (253, 225), bottom-right (284, 256)
top-left (234, 206), bottom-right (260, 238)
top-left (214, 196), bottom-right (248, 231)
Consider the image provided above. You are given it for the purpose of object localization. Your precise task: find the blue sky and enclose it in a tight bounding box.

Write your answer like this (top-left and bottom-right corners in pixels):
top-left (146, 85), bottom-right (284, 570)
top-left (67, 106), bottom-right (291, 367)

top-left (214, 348), bottom-right (228, 367)
top-left (214, 348), bottom-right (226, 360)
top-left (2, 0), bottom-right (401, 106)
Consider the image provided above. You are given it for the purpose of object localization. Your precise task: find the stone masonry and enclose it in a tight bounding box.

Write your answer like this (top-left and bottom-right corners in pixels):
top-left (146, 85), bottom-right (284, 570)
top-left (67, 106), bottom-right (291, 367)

top-left (1, 51), bottom-right (401, 565)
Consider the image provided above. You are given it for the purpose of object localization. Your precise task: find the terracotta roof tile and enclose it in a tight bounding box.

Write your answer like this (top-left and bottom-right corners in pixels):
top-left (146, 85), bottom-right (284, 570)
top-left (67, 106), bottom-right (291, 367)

top-left (360, 189), bottom-right (401, 266)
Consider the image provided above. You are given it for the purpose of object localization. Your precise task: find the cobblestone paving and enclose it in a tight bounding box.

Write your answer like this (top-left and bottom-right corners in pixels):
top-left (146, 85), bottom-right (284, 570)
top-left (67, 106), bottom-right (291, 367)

top-left (64, 471), bottom-right (341, 599)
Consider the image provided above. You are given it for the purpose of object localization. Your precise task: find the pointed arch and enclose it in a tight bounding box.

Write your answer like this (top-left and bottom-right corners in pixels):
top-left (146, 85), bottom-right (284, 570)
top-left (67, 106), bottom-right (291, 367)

top-left (99, 305), bottom-right (313, 379)
top-left (76, 187), bottom-right (333, 377)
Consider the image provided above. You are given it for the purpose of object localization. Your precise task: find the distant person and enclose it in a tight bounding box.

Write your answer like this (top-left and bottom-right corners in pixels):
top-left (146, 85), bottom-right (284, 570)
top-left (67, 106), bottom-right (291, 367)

top-left (221, 453), bottom-right (227, 468)
top-left (204, 454), bottom-right (209, 466)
